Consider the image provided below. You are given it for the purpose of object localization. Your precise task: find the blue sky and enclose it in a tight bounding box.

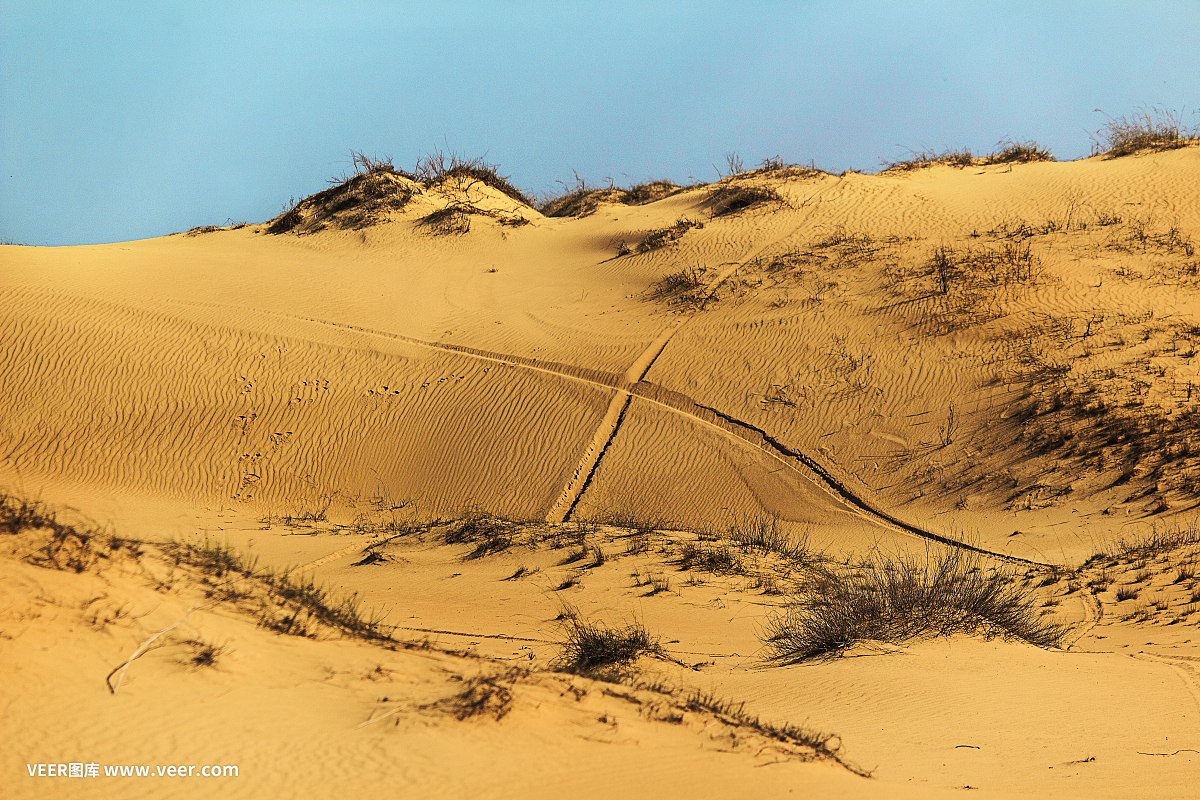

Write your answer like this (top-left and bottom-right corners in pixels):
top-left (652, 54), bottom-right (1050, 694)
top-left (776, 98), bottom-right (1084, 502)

top-left (2, 1), bottom-right (1197, 246)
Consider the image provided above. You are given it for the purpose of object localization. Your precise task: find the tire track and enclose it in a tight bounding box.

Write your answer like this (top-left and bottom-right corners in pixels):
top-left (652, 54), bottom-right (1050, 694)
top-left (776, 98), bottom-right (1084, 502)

top-left (1129, 652), bottom-right (1200, 717)
top-left (1065, 591), bottom-right (1102, 649)
top-left (89, 282), bottom-right (1050, 568)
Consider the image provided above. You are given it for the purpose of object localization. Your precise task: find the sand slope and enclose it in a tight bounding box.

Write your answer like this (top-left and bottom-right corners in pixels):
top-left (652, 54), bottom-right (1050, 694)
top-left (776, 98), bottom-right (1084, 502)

top-left (4, 147), bottom-right (1200, 798)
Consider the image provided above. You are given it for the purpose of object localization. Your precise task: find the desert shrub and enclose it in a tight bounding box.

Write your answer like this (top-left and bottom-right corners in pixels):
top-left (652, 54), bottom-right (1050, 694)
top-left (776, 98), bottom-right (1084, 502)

top-left (984, 139), bottom-right (1054, 164)
top-left (673, 541), bottom-right (747, 575)
top-left (264, 148), bottom-right (533, 235)
top-left (742, 156), bottom-right (826, 179)
top-left (553, 615), bottom-right (663, 679)
top-left (624, 180), bottom-right (681, 204)
top-left (415, 150), bottom-right (534, 207)
top-left (882, 148), bottom-right (975, 171)
top-left (727, 516), bottom-right (820, 566)
top-left (1115, 586), bottom-right (1140, 602)
top-left (265, 168), bottom-right (419, 235)
top-left (419, 205), bottom-right (475, 235)
top-left (539, 178), bottom-right (685, 218)
top-left (762, 549), bottom-right (1073, 663)
top-left (634, 217), bottom-right (704, 253)
top-left (645, 266), bottom-right (705, 304)
top-left (442, 512), bottom-right (523, 559)
top-left (1094, 107), bottom-right (1199, 158)
top-left (347, 150), bottom-right (402, 177)
top-left (704, 183), bottom-right (785, 216)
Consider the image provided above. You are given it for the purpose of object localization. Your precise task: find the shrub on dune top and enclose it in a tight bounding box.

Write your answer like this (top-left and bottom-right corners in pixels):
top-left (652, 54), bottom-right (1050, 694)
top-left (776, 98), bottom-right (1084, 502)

top-left (1094, 107), bottom-right (1199, 158)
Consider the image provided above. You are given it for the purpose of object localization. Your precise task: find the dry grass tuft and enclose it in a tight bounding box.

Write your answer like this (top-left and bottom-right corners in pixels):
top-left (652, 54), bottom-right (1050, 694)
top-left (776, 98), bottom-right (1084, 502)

top-left (1094, 107), bottom-right (1199, 158)
top-left (539, 178), bottom-right (683, 218)
top-left (419, 205), bottom-right (475, 235)
top-left (882, 148), bottom-right (975, 172)
top-left (983, 139), bottom-right (1055, 164)
top-left (430, 669), bottom-right (522, 721)
top-left (414, 149), bottom-right (534, 206)
top-left (629, 217), bottom-right (705, 254)
top-left (762, 549), bottom-right (1073, 663)
top-left (553, 612), bottom-right (664, 680)
top-left (645, 266), bottom-right (707, 305)
top-left (703, 183), bottom-right (785, 217)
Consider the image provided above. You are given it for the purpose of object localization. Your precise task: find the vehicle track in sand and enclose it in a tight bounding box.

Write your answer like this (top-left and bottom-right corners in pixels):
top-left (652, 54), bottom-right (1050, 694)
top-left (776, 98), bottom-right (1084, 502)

top-left (155, 224), bottom-right (1053, 571)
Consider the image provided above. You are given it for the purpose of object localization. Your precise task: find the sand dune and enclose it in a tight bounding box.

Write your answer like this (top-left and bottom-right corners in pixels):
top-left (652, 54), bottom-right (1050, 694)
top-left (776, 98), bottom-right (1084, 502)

top-left (4, 146), bottom-right (1200, 798)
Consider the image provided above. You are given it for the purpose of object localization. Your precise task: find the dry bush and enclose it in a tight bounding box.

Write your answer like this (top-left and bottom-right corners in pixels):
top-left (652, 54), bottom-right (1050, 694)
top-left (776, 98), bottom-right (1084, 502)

top-left (429, 670), bottom-right (522, 721)
top-left (182, 638), bottom-right (228, 668)
top-left (882, 148), bottom-right (975, 171)
top-left (632, 217), bottom-right (705, 253)
top-left (645, 266), bottom-right (706, 305)
top-left (1093, 107), bottom-right (1199, 158)
top-left (553, 613), bottom-right (664, 680)
top-left (762, 549), bottom-right (1073, 663)
top-left (673, 541), bottom-right (747, 575)
top-left (414, 149), bottom-right (534, 206)
top-left (265, 170), bottom-right (419, 235)
top-left (419, 205), bottom-right (475, 235)
top-left (704, 183), bottom-right (785, 216)
top-left (539, 178), bottom-right (682, 218)
top-left (983, 139), bottom-right (1054, 164)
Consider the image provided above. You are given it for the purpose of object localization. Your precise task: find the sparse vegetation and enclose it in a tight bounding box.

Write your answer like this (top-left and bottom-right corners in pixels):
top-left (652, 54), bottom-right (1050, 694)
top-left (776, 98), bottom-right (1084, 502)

top-left (554, 572), bottom-right (583, 591)
top-left (762, 549), bottom-right (1073, 663)
top-left (645, 266), bottom-right (707, 305)
top-left (882, 148), bottom-right (974, 172)
top-left (629, 217), bottom-right (705, 254)
top-left (1093, 107), bottom-right (1199, 158)
top-left (413, 149), bottom-right (535, 207)
top-left (265, 151), bottom-right (421, 235)
top-left (442, 512), bottom-right (530, 560)
top-left (1113, 523), bottom-right (1200, 562)
top-left (553, 613), bottom-right (664, 680)
top-left (419, 205), bottom-right (475, 235)
top-left (1115, 586), bottom-right (1140, 602)
top-left (675, 687), bottom-right (862, 773)
top-left (673, 541), bottom-right (747, 575)
top-left (726, 517), bottom-right (820, 566)
top-left (703, 183), bottom-right (785, 217)
top-left (182, 638), bottom-right (228, 668)
top-left (264, 148), bottom-right (534, 235)
top-left (502, 564), bottom-right (537, 581)
top-left (2, 493), bottom-right (396, 642)
top-left (881, 239), bottom-right (1042, 335)
top-left (983, 139), bottom-right (1054, 164)
top-left (430, 669), bottom-right (521, 721)
top-left (539, 177), bottom-right (683, 218)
